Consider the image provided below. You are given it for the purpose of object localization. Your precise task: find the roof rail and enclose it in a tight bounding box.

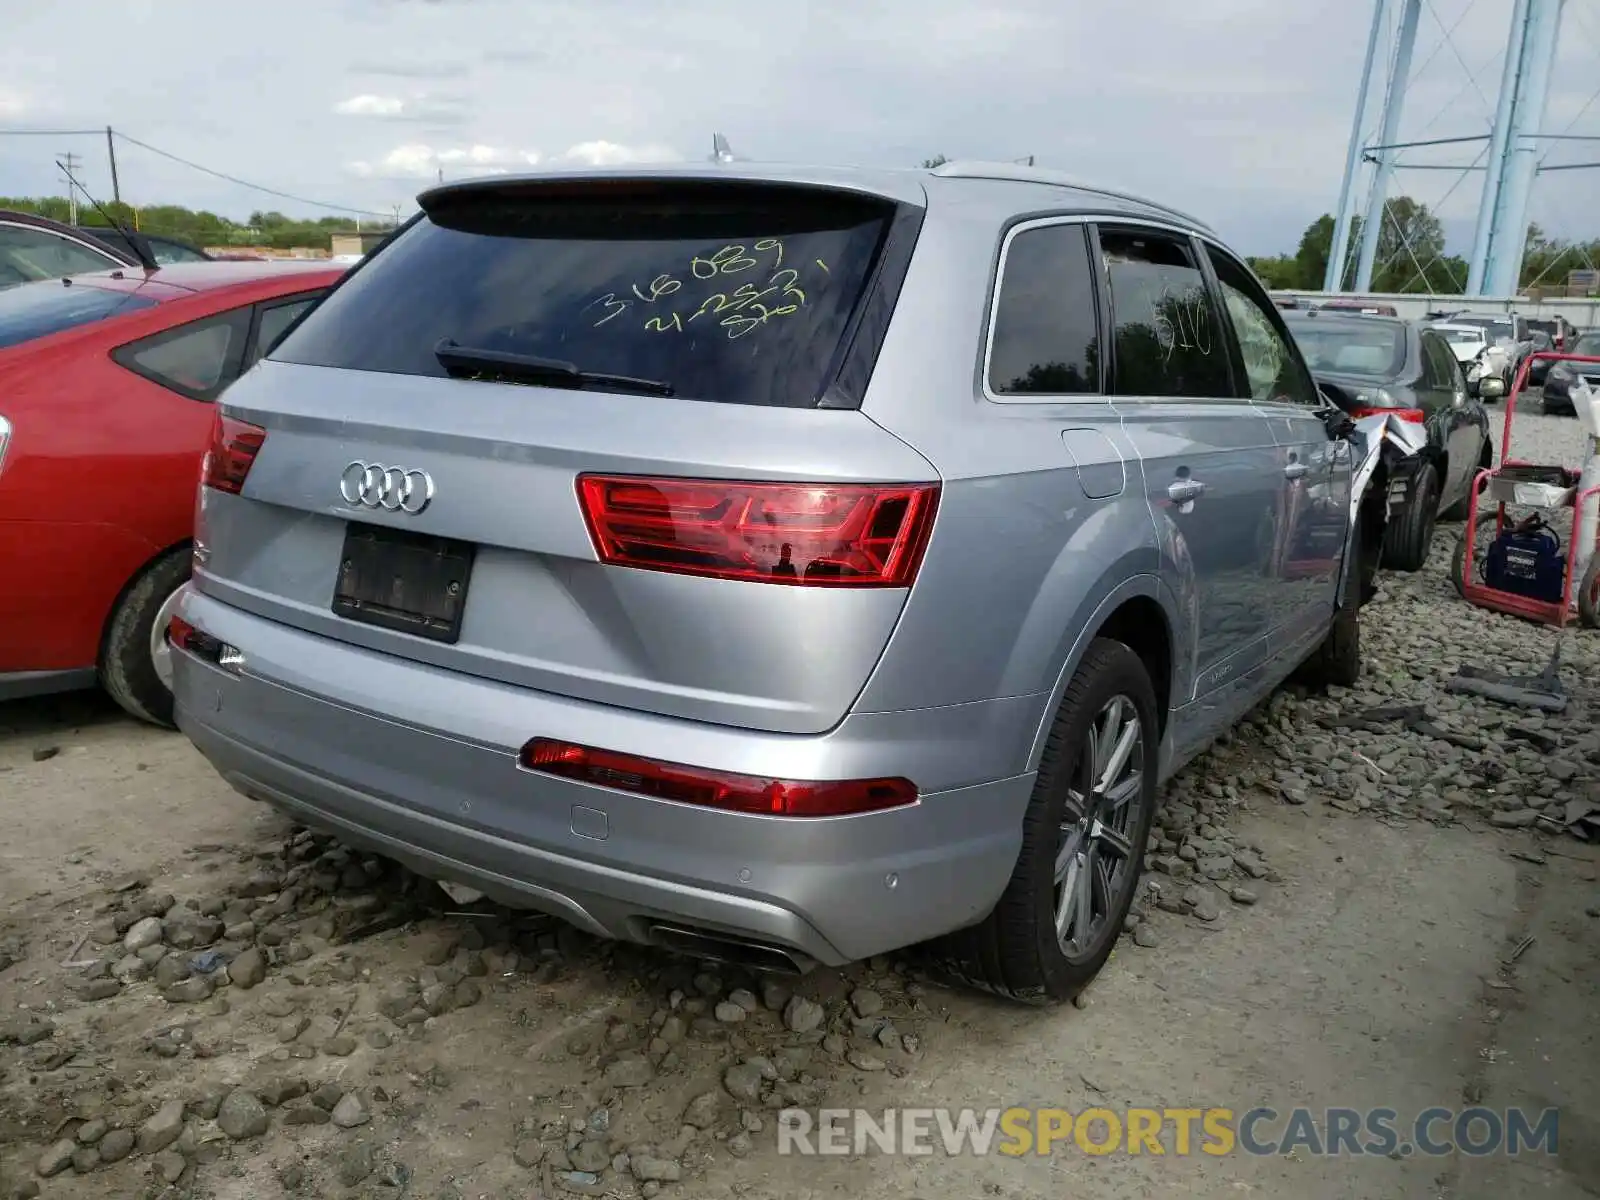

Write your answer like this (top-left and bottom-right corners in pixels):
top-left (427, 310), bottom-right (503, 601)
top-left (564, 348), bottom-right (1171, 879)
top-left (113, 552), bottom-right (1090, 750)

top-left (929, 160), bottom-right (1214, 233)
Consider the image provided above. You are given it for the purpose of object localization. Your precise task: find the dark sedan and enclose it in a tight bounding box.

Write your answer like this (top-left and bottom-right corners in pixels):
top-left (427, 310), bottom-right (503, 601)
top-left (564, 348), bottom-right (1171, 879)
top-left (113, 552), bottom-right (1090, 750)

top-left (1284, 311), bottom-right (1494, 572)
top-left (1538, 330), bottom-right (1600, 415)
top-left (72, 225), bottom-right (213, 266)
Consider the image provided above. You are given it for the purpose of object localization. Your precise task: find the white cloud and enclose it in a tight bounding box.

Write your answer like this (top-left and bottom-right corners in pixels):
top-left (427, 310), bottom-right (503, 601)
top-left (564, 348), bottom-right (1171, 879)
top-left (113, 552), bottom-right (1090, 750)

top-left (346, 142), bottom-right (542, 179)
top-left (335, 93), bottom-right (405, 117)
top-left (347, 139), bottom-right (681, 179)
top-left (556, 140), bottom-right (682, 167)
top-left (0, 87), bottom-right (28, 118)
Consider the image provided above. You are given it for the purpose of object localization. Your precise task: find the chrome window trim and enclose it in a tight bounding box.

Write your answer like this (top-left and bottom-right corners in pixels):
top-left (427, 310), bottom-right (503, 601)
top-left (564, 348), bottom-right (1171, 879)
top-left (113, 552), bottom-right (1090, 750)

top-left (981, 212), bottom-right (1257, 407)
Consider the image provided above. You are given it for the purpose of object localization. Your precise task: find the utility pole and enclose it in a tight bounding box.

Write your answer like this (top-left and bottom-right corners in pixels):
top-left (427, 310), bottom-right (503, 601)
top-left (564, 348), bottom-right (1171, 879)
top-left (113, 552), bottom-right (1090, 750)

top-left (105, 127), bottom-right (121, 204)
top-left (58, 151), bottom-right (82, 224)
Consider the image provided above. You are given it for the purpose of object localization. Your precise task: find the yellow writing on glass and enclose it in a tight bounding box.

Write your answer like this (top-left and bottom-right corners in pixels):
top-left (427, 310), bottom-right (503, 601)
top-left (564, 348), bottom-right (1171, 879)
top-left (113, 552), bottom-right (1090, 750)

top-left (632, 274), bottom-right (681, 303)
top-left (593, 239), bottom-right (823, 340)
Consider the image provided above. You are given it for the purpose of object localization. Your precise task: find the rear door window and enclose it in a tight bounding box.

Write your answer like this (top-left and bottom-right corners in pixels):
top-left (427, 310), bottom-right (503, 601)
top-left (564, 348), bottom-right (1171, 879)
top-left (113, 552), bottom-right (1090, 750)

top-left (112, 310), bottom-right (250, 401)
top-left (0, 282), bottom-right (157, 350)
top-left (1097, 227), bottom-right (1233, 399)
top-left (986, 222), bottom-right (1101, 397)
top-left (272, 183), bottom-right (900, 408)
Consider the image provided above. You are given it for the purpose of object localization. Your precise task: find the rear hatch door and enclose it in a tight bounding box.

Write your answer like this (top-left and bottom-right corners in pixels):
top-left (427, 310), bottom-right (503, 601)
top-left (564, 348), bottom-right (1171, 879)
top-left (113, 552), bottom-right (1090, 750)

top-left (195, 174), bottom-right (936, 735)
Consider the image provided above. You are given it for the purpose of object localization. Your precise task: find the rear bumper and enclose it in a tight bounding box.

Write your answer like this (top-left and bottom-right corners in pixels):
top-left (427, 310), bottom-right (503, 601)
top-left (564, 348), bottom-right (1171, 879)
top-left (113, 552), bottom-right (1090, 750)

top-left (172, 590), bottom-right (1037, 965)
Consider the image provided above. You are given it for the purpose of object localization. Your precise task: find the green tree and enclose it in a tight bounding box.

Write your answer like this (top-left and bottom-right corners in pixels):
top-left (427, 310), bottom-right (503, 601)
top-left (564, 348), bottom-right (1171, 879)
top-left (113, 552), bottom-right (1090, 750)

top-left (1369, 195), bottom-right (1446, 293)
top-left (0, 195), bottom-right (392, 253)
top-left (1287, 199), bottom-right (1450, 293)
top-left (1296, 214), bottom-right (1337, 290)
top-left (1246, 255), bottom-right (1301, 290)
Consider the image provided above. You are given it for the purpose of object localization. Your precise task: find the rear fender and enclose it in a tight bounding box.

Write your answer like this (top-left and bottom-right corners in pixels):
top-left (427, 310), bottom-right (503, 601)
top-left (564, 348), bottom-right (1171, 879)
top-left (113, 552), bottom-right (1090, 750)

top-left (1024, 570), bottom-right (1185, 775)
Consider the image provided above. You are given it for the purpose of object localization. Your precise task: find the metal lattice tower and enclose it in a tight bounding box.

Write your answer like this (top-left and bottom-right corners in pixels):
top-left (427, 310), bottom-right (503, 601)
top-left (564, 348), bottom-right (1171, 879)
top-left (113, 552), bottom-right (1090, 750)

top-left (1326, 0), bottom-right (1572, 297)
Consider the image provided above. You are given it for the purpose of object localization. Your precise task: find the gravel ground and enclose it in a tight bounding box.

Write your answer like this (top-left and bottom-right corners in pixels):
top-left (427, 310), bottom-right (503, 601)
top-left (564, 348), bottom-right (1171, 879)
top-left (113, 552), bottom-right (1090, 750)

top-left (0, 404), bottom-right (1597, 1200)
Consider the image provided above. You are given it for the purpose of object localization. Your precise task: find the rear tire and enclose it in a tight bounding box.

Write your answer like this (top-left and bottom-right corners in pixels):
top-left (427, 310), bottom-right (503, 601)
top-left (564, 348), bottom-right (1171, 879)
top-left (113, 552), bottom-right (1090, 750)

top-left (1381, 462), bottom-right (1439, 572)
top-left (1296, 508), bottom-right (1372, 689)
top-left (928, 638), bottom-right (1159, 1005)
top-left (100, 546), bottom-right (190, 728)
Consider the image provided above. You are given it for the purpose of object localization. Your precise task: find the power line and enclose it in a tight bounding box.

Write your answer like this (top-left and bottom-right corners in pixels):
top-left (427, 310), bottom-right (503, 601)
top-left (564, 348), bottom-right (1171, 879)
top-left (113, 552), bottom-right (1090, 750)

top-left (111, 131), bottom-right (393, 219)
top-left (0, 129), bottom-right (105, 137)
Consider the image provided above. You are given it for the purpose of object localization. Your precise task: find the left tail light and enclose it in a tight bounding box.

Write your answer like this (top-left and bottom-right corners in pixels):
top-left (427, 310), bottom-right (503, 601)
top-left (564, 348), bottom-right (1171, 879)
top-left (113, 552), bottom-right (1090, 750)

top-left (520, 739), bottom-right (918, 818)
top-left (202, 411), bottom-right (267, 495)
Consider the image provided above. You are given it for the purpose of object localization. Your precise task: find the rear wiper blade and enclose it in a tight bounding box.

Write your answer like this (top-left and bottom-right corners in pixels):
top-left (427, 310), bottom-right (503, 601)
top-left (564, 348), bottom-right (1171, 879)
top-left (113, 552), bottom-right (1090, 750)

top-left (434, 339), bottom-right (674, 397)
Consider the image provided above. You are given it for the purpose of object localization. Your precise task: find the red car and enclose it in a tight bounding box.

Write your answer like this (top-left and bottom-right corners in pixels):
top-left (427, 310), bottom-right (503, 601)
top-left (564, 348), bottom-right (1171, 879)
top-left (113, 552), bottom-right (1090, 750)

top-left (0, 260), bottom-right (345, 724)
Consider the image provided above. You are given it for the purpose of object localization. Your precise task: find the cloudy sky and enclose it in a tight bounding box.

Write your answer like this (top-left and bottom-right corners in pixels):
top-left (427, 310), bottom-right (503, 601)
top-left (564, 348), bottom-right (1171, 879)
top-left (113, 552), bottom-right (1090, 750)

top-left (4, 0), bottom-right (1600, 257)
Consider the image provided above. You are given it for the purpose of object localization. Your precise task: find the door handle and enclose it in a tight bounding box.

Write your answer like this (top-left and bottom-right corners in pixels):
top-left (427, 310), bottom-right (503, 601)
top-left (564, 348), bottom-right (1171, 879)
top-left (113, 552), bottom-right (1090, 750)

top-left (1167, 479), bottom-right (1206, 504)
top-left (1283, 462), bottom-right (1309, 480)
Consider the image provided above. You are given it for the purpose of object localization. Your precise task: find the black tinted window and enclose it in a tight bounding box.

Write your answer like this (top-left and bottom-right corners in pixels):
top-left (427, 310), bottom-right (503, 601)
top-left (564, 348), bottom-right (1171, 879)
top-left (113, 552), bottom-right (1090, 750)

top-left (0, 282), bottom-right (156, 349)
top-left (274, 185), bottom-right (894, 408)
top-left (1099, 229), bottom-right (1232, 399)
top-left (987, 223), bottom-right (1100, 395)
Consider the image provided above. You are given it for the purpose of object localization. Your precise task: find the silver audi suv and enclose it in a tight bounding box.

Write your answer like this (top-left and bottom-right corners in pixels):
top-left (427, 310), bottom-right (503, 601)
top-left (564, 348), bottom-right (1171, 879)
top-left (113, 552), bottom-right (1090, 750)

top-left (171, 160), bottom-right (1381, 1003)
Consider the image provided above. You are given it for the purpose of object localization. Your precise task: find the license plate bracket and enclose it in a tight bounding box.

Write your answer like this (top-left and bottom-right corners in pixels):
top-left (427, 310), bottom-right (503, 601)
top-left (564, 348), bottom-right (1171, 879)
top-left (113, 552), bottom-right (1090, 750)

top-left (332, 523), bottom-right (475, 644)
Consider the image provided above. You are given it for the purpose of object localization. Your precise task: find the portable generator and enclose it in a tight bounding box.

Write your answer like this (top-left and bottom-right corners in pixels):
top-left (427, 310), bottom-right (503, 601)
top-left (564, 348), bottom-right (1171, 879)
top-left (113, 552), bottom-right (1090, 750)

top-left (1483, 520), bottom-right (1568, 605)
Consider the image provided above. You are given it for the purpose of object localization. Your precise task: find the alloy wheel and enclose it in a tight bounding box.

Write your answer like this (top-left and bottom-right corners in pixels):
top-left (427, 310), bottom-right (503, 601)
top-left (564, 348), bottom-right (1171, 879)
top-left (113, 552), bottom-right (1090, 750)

top-left (1053, 694), bottom-right (1144, 961)
top-left (149, 583), bottom-right (186, 693)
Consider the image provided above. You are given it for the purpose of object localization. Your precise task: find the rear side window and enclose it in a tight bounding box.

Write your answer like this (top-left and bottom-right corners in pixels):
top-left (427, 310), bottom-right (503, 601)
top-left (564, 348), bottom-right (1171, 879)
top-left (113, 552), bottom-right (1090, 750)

top-left (1097, 228), bottom-right (1232, 399)
top-left (987, 223), bottom-right (1101, 396)
top-left (1422, 333), bottom-right (1462, 393)
top-left (246, 296), bottom-right (317, 368)
top-left (1205, 247), bottom-right (1319, 406)
top-left (0, 282), bottom-right (157, 350)
top-left (113, 312), bottom-right (248, 401)
top-left (273, 183), bottom-right (897, 408)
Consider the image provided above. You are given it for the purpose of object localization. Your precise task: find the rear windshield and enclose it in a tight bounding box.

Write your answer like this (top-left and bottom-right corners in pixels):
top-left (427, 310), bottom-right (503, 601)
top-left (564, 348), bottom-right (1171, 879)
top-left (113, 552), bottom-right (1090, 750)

top-left (0, 282), bottom-right (157, 350)
top-left (1450, 316), bottom-right (1513, 335)
top-left (1284, 317), bottom-right (1406, 378)
top-left (273, 183), bottom-right (896, 407)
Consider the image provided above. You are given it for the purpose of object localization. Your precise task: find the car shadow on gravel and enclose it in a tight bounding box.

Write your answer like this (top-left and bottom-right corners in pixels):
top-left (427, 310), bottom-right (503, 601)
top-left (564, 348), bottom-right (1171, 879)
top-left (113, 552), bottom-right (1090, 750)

top-left (0, 688), bottom-right (129, 741)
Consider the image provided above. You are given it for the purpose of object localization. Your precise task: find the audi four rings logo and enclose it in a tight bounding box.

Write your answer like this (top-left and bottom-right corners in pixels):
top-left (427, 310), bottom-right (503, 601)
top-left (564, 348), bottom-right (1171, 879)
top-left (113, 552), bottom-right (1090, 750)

top-left (339, 462), bottom-right (435, 514)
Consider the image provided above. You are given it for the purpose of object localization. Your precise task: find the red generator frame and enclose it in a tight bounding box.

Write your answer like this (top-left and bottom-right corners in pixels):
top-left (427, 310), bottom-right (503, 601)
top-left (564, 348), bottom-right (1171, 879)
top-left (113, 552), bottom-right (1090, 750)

top-left (1457, 350), bottom-right (1600, 628)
